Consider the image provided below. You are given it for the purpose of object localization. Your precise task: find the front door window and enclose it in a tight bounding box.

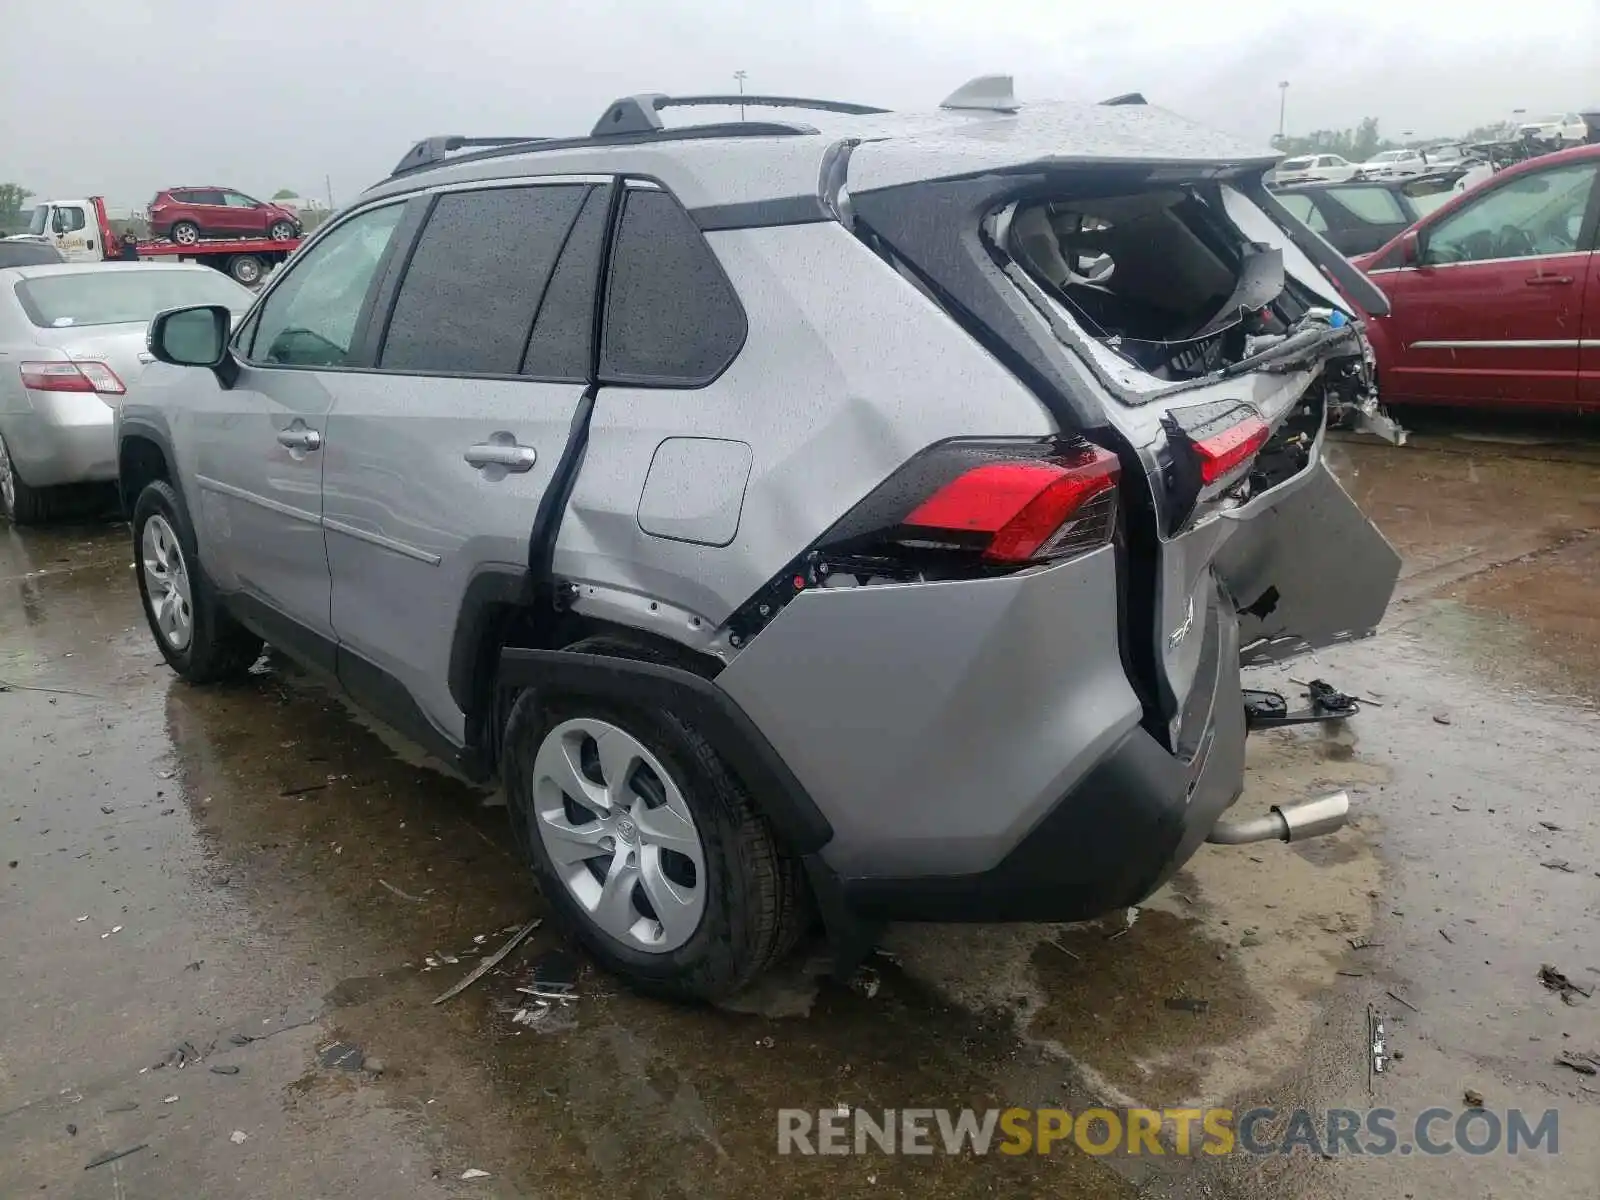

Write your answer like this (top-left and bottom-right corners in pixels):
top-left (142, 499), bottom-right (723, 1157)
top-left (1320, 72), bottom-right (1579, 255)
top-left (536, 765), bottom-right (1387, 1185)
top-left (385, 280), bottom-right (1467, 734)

top-left (1424, 164), bottom-right (1597, 264)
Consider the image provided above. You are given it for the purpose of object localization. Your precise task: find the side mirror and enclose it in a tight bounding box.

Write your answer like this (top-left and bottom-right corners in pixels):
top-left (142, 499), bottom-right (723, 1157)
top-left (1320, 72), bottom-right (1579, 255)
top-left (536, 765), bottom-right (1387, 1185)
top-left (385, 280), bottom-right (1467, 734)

top-left (1399, 229), bottom-right (1425, 267)
top-left (149, 305), bottom-right (237, 386)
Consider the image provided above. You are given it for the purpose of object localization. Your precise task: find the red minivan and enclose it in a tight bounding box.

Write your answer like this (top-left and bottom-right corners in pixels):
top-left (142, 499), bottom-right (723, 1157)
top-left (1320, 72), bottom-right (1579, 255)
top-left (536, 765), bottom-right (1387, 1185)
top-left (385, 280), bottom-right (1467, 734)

top-left (1355, 143), bottom-right (1600, 412)
top-left (147, 188), bottom-right (301, 246)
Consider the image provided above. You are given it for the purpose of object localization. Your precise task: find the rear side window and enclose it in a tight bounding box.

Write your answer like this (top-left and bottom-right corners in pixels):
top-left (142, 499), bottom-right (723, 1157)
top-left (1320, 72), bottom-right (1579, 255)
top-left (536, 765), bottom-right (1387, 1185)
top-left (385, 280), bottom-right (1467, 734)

top-left (1323, 187), bottom-right (1408, 224)
top-left (380, 184), bottom-right (589, 375)
top-left (600, 187), bottom-right (746, 386)
top-left (520, 186), bottom-right (608, 379)
top-left (1276, 193), bottom-right (1327, 233)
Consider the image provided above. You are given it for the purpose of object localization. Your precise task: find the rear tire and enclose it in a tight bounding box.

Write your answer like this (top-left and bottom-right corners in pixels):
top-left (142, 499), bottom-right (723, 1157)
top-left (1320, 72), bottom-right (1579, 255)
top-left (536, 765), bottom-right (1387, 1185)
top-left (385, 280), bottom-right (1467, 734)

top-left (132, 479), bottom-right (262, 683)
top-left (227, 254), bottom-right (263, 285)
top-left (502, 636), bottom-right (808, 1000)
top-left (0, 432), bottom-right (53, 525)
top-left (170, 220), bottom-right (200, 246)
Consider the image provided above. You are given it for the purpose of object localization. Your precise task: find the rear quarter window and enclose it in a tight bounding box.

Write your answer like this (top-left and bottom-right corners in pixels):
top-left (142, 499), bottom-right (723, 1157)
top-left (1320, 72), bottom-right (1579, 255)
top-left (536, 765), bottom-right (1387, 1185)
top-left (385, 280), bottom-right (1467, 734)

top-left (599, 187), bottom-right (746, 387)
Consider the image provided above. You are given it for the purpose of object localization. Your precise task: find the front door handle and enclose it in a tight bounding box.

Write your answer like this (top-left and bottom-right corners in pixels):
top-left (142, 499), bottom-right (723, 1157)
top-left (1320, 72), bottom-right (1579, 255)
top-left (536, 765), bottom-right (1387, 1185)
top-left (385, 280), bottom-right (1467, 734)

top-left (277, 427), bottom-right (322, 451)
top-left (1525, 274), bottom-right (1574, 286)
top-left (464, 443), bottom-right (537, 472)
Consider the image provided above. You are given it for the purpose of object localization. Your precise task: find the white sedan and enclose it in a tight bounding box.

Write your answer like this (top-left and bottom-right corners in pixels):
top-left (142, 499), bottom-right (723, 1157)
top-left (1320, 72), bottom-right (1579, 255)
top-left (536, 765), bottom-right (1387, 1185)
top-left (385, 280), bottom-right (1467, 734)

top-left (1355, 149), bottom-right (1429, 179)
top-left (1273, 154), bottom-right (1359, 185)
top-left (0, 262), bottom-right (253, 524)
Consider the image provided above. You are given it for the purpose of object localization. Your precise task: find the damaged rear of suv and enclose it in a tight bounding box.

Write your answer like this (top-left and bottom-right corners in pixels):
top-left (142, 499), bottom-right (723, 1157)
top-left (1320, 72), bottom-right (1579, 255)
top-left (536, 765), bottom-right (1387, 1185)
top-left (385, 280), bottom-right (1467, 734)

top-left (122, 78), bottom-right (1400, 1000)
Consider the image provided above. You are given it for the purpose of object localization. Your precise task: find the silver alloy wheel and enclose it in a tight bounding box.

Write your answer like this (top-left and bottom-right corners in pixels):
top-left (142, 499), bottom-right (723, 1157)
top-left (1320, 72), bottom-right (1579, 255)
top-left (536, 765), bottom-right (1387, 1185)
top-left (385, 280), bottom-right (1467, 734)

top-left (530, 717), bottom-right (707, 953)
top-left (141, 514), bottom-right (194, 651)
top-left (0, 434), bottom-right (14, 515)
top-left (173, 224), bottom-right (199, 245)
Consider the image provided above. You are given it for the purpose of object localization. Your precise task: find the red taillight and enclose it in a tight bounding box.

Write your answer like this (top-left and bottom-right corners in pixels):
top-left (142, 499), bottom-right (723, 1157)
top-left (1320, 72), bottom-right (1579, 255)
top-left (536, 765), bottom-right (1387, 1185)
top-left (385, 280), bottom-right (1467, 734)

top-left (1192, 417), bottom-right (1269, 485)
top-left (906, 449), bottom-right (1121, 565)
top-left (20, 361), bottom-right (126, 395)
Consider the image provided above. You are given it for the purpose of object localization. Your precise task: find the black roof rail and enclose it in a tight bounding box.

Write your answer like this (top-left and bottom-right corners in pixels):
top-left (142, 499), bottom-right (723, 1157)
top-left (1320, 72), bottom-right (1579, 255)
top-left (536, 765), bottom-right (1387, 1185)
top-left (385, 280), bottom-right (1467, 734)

top-left (385, 122), bottom-right (819, 181)
top-left (1100, 92), bottom-right (1148, 106)
top-left (391, 135), bottom-right (549, 176)
top-left (592, 92), bottom-right (888, 136)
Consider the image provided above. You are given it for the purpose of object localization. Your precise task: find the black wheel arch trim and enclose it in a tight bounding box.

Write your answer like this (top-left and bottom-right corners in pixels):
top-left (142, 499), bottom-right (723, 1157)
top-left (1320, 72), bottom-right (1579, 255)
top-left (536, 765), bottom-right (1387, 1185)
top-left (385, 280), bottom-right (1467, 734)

top-left (116, 418), bottom-right (179, 516)
top-left (497, 646), bottom-right (834, 855)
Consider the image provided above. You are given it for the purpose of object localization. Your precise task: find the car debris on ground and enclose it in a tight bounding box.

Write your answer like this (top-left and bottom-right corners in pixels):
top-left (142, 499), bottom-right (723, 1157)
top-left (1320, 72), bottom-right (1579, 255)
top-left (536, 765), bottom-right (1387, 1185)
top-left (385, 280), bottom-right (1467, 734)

top-left (1554, 1051), bottom-right (1599, 1076)
top-left (431, 918), bottom-right (540, 1005)
top-left (1538, 964), bottom-right (1594, 1004)
top-left (317, 1042), bottom-right (367, 1071)
top-left (85, 1145), bottom-right (147, 1170)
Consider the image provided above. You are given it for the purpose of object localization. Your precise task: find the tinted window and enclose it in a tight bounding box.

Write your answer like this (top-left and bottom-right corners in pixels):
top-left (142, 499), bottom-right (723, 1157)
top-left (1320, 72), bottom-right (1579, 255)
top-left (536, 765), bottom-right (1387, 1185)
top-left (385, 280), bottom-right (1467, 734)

top-left (1277, 193), bottom-right (1329, 233)
top-left (600, 188), bottom-right (746, 386)
top-left (380, 184), bottom-right (588, 375)
top-left (1425, 164), bottom-right (1597, 264)
top-left (520, 186), bottom-right (607, 379)
top-left (0, 242), bottom-right (65, 267)
top-left (252, 202), bottom-right (404, 366)
top-left (1323, 187), bottom-right (1409, 224)
top-left (189, 190), bottom-right (225, 206)
top-left (15, 268), bottom-right (253, 328)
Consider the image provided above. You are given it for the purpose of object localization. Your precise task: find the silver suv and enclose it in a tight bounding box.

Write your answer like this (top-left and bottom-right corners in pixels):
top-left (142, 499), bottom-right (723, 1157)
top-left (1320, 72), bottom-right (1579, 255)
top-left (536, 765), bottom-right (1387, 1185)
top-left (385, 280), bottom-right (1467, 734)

top-left (117, 78), bottom-right (1400, 999)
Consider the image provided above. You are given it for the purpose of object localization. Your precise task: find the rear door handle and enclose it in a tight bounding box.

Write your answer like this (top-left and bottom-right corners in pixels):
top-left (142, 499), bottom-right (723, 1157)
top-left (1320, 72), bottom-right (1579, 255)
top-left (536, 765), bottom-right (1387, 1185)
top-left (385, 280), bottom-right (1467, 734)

top-left (464, 443), bottom-right (537, 472)
top-left (1525, 274), bottom-right (1574, 286)
top-left (276, 427), bottom-right (322, 451)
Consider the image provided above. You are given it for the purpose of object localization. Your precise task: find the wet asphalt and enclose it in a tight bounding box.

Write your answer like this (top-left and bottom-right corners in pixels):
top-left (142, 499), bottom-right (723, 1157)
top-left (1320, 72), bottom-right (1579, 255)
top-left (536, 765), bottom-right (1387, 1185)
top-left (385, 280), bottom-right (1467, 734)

top-left (2, 420), bottom-right (1598, 1199)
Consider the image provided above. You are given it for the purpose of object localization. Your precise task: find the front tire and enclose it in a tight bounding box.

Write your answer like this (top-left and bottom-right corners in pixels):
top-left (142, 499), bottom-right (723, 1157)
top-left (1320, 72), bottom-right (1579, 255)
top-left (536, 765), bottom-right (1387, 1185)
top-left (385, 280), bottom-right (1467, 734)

top-left (503, 638), bottom-right (808, 1000)
top-left (267, 221), bottom-right (296, 241)
top-left (0, 432), bottom-right (54, 525)
top-left (132, 480), bottom-right (261, 682)
top-left (169, 220), bottom-right (200, 246)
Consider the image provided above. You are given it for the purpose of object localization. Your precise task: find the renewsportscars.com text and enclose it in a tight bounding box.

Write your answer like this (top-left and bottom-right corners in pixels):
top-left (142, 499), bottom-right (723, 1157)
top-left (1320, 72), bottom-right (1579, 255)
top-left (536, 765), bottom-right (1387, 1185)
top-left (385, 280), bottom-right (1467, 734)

top-left (777, 1106), bottom-right (1560, 1157)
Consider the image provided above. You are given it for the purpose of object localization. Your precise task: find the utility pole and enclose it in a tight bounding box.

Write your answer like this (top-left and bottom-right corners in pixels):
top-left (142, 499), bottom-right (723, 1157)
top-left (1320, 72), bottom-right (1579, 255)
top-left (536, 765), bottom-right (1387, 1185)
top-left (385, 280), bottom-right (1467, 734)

top-left (734, 70), bottom-right (748, 121)
top-left (325, 174), bottom-right (334, 210)
top-left (1277, 81), bottom-right (1290, 144)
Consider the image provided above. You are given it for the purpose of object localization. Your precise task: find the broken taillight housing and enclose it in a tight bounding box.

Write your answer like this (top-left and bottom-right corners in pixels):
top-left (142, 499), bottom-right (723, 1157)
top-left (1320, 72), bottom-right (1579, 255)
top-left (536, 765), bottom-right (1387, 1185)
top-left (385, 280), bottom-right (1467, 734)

top-left (724, 438), bottom-right (1122, 644)
top-left (1192, 416), bottom-right (1269, 485)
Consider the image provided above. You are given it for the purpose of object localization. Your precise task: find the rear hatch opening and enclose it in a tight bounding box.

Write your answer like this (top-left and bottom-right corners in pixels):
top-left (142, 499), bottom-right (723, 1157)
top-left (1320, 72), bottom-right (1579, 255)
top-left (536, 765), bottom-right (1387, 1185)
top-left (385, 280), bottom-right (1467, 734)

top-left (847, 160), bottom-right (1400, 754)
top-left (1004, 186), bottom-right (1300, 384)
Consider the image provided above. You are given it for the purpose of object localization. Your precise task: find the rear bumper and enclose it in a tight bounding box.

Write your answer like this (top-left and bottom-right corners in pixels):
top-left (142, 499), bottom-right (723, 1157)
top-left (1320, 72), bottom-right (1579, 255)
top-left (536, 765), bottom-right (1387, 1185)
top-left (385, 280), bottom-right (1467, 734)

top-left (716, 545), bottom-right (1249, 920)
top-left (807, 579), bottom-right (1248, 924)
top-left (0, 401), bottom-right (117, 487)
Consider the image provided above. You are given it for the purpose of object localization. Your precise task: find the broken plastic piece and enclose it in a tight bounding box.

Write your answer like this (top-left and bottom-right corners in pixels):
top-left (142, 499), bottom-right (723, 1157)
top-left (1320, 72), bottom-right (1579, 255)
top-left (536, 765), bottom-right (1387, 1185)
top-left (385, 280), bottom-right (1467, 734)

top-left (431, 918), bottom-right (541, 1006)
top-left (1243, 678), bottom-right (1361, 730)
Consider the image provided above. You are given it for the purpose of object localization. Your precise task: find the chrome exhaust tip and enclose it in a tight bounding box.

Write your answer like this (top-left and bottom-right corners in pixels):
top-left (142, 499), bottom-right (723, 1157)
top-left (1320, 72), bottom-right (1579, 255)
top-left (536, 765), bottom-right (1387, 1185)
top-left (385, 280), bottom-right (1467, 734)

top-left (1207, 790), bottom-right (1350, 845)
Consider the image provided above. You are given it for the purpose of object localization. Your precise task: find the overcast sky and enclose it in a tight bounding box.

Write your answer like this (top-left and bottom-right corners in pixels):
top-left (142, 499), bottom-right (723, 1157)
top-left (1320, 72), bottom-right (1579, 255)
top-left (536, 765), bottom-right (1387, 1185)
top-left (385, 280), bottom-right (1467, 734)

top-left (5, 0), bottom-right (1596, 213)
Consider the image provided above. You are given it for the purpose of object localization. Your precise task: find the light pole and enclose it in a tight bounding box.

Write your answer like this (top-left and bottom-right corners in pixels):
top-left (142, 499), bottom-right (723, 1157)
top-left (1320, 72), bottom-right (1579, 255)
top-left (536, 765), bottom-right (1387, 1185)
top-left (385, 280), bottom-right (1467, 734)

top-left (734, 70), bottom-right (748, 121)
top-left (1277, 81), bottom-right (1290, 144)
